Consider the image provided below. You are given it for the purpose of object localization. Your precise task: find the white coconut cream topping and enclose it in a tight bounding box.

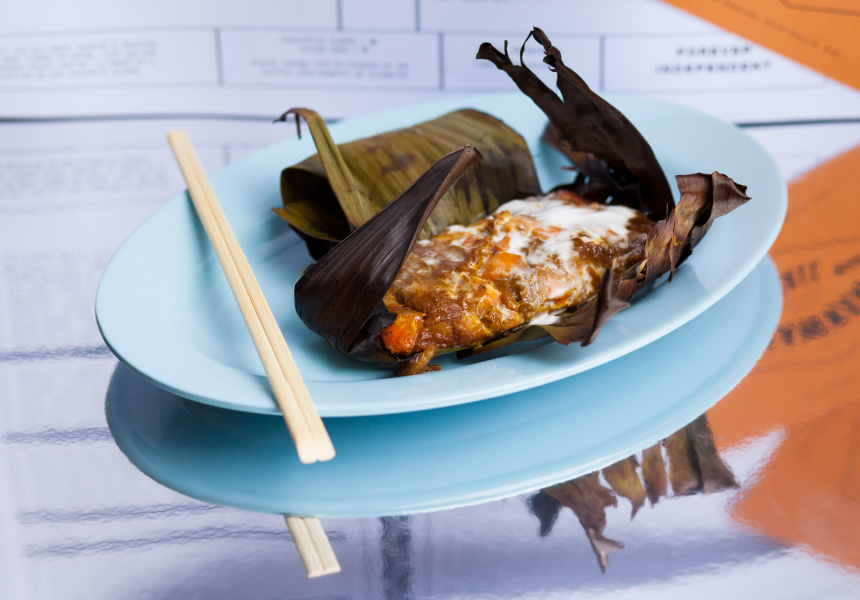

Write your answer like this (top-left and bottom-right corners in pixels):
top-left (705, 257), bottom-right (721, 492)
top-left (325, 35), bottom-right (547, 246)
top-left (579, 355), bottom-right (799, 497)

top-left (499, 197), bottom-right (636, 239)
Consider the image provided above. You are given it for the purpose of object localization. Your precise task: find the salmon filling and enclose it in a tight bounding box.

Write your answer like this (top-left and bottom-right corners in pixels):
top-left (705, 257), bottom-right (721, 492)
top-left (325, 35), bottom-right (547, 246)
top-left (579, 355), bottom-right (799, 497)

top-left (380, 189), bottom-right (653, 356)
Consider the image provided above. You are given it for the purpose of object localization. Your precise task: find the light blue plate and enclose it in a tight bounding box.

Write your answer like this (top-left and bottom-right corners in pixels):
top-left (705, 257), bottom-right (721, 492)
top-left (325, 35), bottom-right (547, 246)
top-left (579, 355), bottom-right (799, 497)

top-left (106, 257), bottom-right (781, 518)
top-left (95, 93), bottom-right (786, 416)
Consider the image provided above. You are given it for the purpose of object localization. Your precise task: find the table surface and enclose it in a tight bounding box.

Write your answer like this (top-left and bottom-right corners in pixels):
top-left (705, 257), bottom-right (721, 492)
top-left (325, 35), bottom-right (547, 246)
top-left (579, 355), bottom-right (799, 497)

top-left (3, 134), bottom-right (860, 600)
top-left (3, 3), bottom-right (860, 597)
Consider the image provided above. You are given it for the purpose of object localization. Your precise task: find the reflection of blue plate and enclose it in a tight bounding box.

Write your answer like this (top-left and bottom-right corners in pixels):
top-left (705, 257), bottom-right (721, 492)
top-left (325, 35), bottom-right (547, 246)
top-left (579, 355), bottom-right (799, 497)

top-left (95, 93), bottom-right (786, 417)
top-left (106, 258), bottom-right (781, 518)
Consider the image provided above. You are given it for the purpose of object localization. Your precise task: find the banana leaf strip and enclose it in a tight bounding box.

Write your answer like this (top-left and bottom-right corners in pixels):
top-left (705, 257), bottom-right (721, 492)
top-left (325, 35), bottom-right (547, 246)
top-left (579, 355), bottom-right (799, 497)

top-left (276, 108), bottom-right (540, 260)
top-left (294, 145), bottom-right (483, 362)
top-left (477, 27), bottom-right (674, 220)
top-left (278, 108), bottom-right (377, 231)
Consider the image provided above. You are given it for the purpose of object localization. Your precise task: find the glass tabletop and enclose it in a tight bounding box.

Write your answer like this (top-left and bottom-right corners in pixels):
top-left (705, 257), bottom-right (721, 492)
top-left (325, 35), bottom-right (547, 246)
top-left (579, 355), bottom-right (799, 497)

top-left (5, 138), bottom-right (860, 600)
top-left (3, 3), bottom-right (860, 598)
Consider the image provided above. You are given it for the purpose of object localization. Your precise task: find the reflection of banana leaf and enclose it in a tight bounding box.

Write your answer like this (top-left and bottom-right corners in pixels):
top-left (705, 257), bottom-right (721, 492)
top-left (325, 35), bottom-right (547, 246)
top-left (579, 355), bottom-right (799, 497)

top-left (602, 456), bottom-right (647, 518)
top-left (666, 428), bottom-right (702, 496)
top-left (284, 28), bottom-right (750, 372)
top-left (687, 415), bottom-right (740, 494)
top-left (543, 473), bottom-right (623, 573)
top-left (641, 443), bottom-right (668, 505)
top-left (530, 414), bottom-right (737, 572)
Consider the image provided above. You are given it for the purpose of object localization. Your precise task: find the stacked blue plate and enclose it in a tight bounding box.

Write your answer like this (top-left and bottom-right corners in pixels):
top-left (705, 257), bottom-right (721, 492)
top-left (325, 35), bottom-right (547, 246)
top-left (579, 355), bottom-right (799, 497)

top-left (97, 94), bottom-right (786, 517)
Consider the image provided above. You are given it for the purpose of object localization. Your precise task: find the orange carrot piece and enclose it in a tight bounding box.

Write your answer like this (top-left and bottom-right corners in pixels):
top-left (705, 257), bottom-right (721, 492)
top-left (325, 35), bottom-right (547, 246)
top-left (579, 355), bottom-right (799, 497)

top-left (380, 310), bottom-right (424, 355)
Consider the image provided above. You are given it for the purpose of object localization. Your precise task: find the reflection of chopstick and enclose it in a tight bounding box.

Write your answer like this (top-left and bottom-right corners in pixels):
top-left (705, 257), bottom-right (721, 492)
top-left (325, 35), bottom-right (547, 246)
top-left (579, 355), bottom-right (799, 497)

top-left (167, 131), bottom-right (340, 577)
top-left (285, 516), bottom-right (342, 577)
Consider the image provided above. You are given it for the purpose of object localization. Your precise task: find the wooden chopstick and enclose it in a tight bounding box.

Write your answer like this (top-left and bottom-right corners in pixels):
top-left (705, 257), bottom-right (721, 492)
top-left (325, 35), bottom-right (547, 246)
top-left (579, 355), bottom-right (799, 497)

top-left (168, 131), bottom-right (340, 578)
top-left (285, 516), bottom-right (342, 577)
top-left (167, 130), bottom-right (334, 465)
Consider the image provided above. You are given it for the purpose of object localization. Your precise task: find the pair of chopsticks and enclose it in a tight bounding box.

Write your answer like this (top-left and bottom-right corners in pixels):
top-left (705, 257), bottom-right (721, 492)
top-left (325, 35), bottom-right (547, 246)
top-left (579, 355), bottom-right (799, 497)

top-left (168, 131), bottom-right (340, 577)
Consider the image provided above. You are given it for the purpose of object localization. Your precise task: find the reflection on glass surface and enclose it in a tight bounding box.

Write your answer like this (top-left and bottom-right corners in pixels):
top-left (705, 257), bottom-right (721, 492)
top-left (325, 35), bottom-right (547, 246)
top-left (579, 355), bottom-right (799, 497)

top-left (529, 414), bottom-right (738, 572)
top-left (706, 143), bottom-right (860, 578)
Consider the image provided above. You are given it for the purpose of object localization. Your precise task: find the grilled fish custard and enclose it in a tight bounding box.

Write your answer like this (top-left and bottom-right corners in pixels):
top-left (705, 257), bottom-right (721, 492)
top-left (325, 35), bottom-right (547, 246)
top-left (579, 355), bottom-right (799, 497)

top-left (380, 189), bottom-right (653, 357)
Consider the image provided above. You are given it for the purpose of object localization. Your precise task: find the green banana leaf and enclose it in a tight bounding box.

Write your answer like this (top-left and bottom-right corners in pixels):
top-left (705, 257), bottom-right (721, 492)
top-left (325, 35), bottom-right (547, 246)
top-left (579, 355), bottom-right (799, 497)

top-left (275, 108), bottom-right (540, 260)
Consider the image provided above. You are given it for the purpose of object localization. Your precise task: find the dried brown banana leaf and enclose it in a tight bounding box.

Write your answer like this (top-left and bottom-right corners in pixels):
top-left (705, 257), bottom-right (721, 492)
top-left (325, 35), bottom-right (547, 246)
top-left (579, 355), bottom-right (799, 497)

top-left (641, 443), bottom-right (669, 506)
top-left (602, 456), bottom-right (647, 518)
top-left (477, 27), bottom-right (674, 220)
top-left (457, 32), bottom-right (750, 359)
top-left (276, 108), bottom-right (540, 259)
top-left (294, 146), bottom-right (484, 362)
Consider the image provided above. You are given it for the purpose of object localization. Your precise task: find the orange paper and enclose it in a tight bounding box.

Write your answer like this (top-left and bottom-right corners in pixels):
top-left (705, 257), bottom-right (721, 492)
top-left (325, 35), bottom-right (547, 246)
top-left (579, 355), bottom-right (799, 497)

top-left (730, 404), bottom-right (860, 570)
top-left (662, 0), bottom-right (860, 90)
top-left (706, 143), bottom-right (860, 570)
top-left (709, 143), bottom-right (860, 447)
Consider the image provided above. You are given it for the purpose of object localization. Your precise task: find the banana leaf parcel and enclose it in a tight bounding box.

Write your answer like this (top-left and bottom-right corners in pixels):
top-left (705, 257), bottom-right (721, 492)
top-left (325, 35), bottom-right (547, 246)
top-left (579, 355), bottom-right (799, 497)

top-left (275, 28), bottom-right (751, 375)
